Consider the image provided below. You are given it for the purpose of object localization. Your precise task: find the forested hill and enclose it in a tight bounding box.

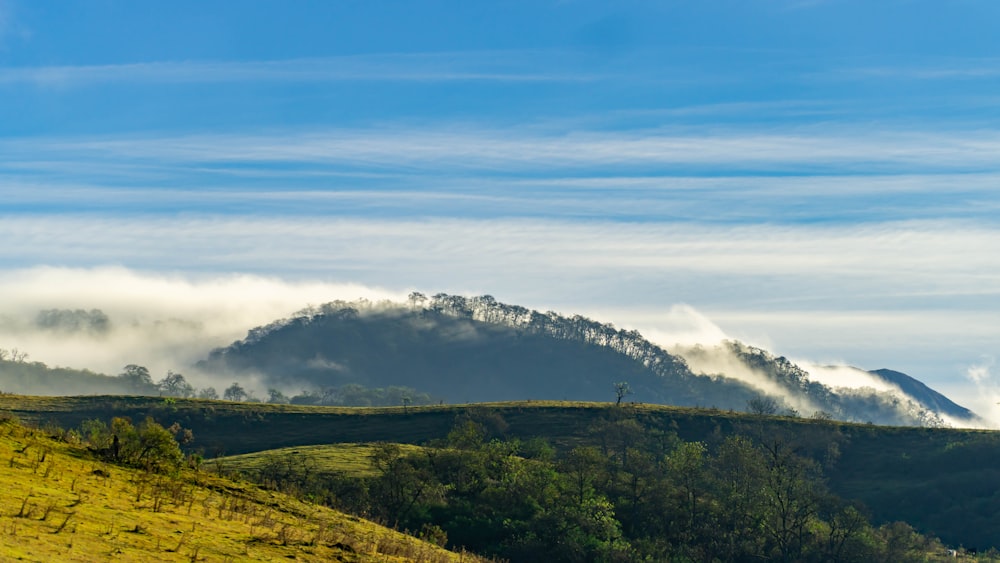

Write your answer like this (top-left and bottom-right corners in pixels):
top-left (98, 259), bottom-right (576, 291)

top-left (200, 294), bottom-right (764, 408)
top-left (199, 293), bottom-right (976, 427)
top-left (871, 368), bottom-right (975, 419)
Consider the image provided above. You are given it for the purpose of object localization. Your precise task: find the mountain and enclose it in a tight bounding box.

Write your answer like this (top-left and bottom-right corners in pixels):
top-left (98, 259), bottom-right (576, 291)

top-left (199, 294), bottom-right (765, 408)
top-left (199, 293), bottom-right (978, 427)
top-left (869, 368), bottom-right (975, 420)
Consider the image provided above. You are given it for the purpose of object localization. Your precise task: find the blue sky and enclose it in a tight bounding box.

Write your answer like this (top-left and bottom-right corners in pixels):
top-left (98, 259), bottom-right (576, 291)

top-left (2, 1), bottom-right (1000, 413)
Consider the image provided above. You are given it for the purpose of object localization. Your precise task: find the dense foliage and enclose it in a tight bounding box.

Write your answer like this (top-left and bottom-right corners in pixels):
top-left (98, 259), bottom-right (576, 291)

top-left (230, 408), bottom-right (960, 562)
top-left (81, 416), bottom-right (193, 474)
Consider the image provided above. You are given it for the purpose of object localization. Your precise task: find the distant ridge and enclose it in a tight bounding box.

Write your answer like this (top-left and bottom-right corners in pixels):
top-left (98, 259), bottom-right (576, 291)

top-left (869, 368), bottom-right (975, 420)
top-left (200, 293), bottom-right (766, 408)
top-left (198, 293), bottom-right (979, 427)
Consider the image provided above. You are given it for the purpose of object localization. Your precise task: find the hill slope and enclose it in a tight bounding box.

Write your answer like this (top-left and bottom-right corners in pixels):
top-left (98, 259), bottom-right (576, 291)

top-left (1, 395), bottom-right (998, 551)
top-left (199, 294), bottom-right (975, 426)
top-left (0, 412), bottom-right (483, 562)
top-left (870, 368), bottom-right (975, 419)
top-left (199, 295), bottom-right (763, 409)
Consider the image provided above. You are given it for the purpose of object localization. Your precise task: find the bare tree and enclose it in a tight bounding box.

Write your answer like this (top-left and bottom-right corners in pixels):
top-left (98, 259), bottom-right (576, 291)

top-left (614, 381), bottom-right (632, 406)
top-left (747, 394), bottom-right (779, 416)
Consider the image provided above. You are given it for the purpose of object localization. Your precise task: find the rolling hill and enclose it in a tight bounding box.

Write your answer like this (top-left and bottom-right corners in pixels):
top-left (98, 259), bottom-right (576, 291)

top-left (199, 293), bottom-right (979, 427)
top-left (0, 410), bottom-right (486, 562)
top-left (1, 395), bottom-right (998, 551)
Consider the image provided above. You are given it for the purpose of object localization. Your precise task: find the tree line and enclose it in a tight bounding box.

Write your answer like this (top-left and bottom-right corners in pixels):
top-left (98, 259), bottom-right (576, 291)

top-left (228, 408), bottom-right (965, 562)
top-left (116, 364), bottom-right (433, 407)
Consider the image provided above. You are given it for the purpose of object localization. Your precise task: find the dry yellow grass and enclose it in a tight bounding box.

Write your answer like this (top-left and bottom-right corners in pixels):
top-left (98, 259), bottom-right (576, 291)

top-left (0, 416), bottom-right (487, 562)
top-left (215, 442), bottom-right (428, 479)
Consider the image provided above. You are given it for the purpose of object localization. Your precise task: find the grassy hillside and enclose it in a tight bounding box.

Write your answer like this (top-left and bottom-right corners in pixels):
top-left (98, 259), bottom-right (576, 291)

top-left (0, 412), bottom-right (486, 562)
top-left (2, 394), bottom-right (1000, 550)
top-left (217, 443), bottom-right (428, 479)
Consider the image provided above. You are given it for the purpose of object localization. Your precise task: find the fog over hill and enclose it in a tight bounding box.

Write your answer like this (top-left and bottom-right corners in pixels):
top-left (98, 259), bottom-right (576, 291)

top-left (200, 293), bottom-right (983, 427)
top-left (0, 267), bottom-right (985, 427)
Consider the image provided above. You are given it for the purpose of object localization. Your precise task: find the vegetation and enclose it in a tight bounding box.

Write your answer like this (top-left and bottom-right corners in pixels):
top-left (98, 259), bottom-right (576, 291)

top-left (218, 410), bottom-right (978, 562)
top-left (198, 294), bottom-right (964, 425)
top-left (218, 442), bottom-right (428, 479)
top-left (0, 412), bottom-right (489, 562)
top-left (3, 395), bottom-right (1000, 552)
top-left (0, 295), bottom-right (976, 427)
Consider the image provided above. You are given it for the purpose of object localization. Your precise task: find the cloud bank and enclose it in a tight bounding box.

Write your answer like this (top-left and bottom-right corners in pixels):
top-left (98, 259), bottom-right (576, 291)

top-left (0, 266), bottom-right (995, 427)
top-left (0, 267), bottom-right (406, 384)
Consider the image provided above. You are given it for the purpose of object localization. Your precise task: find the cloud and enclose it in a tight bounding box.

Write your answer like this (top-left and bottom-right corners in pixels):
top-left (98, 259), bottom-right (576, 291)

top-left (966, 357), bottom-right (995, 384)
top-left (673, 343), bottom-right (824, 415)
top-left (4, 168), bottom-right (1000, 227)
top-left (1, 216), bottom-right (998, 304)
top-left (957, 356), bottom-right (1000, 427)
top-left (829, 60), bottom-right (1000, 81)
top-left (0, 264), bottom-right (992, 422)
top-left (791, 362), bottom-right (898, 393)
top-left (626, 305), bottom-right (730, 348)
top-left (0, 266), bottom-right (406, 384)
top-left (0, 53), bottom-right (596, 88)
top-left (9, 126), bottom-right (1000, 179)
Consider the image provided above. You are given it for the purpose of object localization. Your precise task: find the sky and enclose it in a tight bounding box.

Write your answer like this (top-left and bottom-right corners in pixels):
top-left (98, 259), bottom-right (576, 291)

top-left (2, 1), bottom-right (1000, 415)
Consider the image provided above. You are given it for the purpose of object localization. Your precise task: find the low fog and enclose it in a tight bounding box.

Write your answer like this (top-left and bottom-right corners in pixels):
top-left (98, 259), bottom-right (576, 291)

top-left (631, 307), bottom-right (999, 429)
top-left (0, 266), bottom-right (406, 388)
top-left (0, 266), bottom-right (996, 428)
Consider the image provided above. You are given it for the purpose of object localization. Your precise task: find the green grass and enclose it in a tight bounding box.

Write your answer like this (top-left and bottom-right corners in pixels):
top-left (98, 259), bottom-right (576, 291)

top-left (215, 442), bottom-right (428, 478)
top-left (0, 413), bottom-right (490, 562)
top-left (3, 394), bottom-right (1000, 550)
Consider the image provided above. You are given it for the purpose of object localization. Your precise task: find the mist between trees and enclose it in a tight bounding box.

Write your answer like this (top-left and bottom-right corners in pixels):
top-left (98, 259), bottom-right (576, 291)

top-left (0, 356), bottom-right (434, 408)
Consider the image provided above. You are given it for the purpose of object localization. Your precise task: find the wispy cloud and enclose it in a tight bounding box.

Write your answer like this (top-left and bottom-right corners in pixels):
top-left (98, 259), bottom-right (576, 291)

top-left (19, 127), bottom-right (1000, 172)
top-left (1, 215), bottom-right (998, 305)
top-left (6, 171), bottom-right (999, 224)
top-left (836, 63), bottom-right (1000, 81)
top-left (5, 125), bottom-right (1000, 229)
top-left (0, 192), bottom-right (997, 409)
top-left (0, 52), bottom-right (598, 87)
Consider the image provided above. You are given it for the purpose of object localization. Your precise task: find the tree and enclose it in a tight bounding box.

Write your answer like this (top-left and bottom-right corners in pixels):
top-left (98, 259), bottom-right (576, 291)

top-left (0, 348), bottom-right (27, 362)
top-left (759, 438), bottom-right (823, 561)
top-left (157, 371), bottom-right (194, 398)
top-left (710, 435), bottom-right (769, 561)
top-left (561, 446), bottom-right (605, 507)
top-left (614, 381), bottom-right (632, 405)
top-left (197, 386), bottom-right (218, 400)
top-left (666, 441), bottom-right (709, 545)
top-left (223, 382), bottom-right (248, 402)
top-left (747, 394), bottom-right (779, 416)
top-left (267, 388), bottom-right (289, 404)
top-left (369, 443), bottom-right (446, 526)
top-left (119, 364), bottom-right (154, 393)
top-left (96, 417), bottom-right (185, 474)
